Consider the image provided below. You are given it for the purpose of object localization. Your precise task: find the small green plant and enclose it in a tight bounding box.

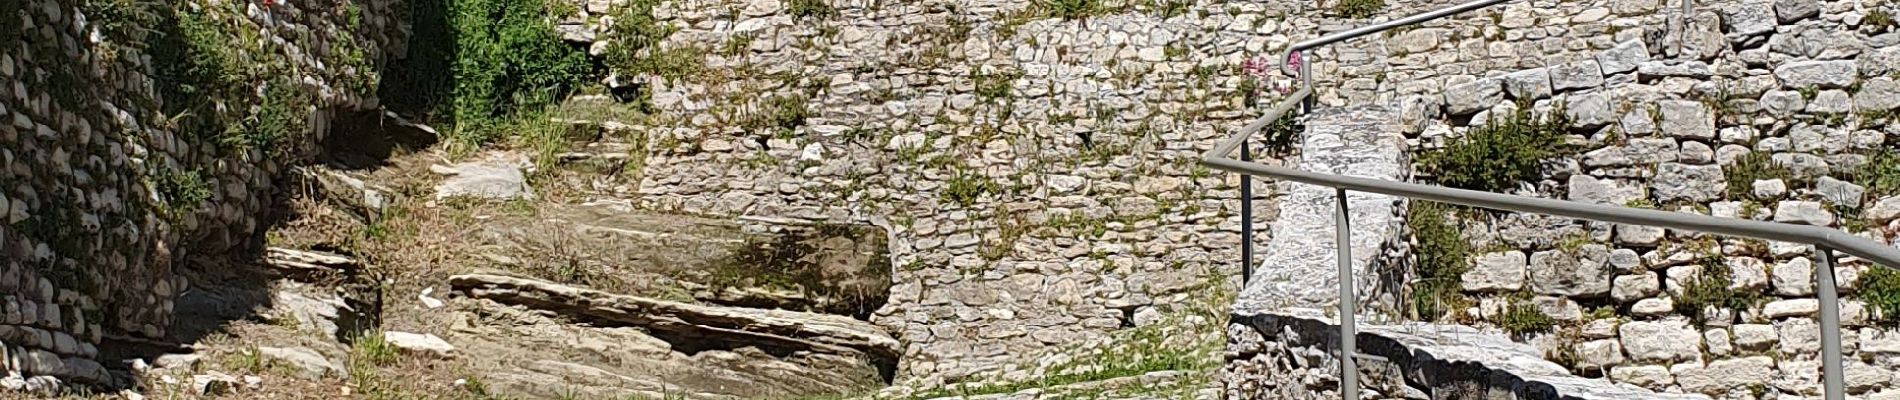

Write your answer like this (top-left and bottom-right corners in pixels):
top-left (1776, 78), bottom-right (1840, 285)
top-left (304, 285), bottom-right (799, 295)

top-left (1870, 8), bottom-right (1896, 33)
top-left (721, 33), bottom-right (756, 57)
top-left (1862, 266), bottom-right (1900, 326)
top-left (1416, 107), bottom-right (1573, 193)
top-left (1260, 112), bottom-right (1303, 155)
top-left (942, 170), bottom-right (999, 207)
top-left (973, 69), bottom-right (1024, 101)
top-left (1142, 0), bottom-right (1191, 19)
top-left (1333, 0), bottom-right (1385, 18)
top-left (1725, 150), bottom-right (1793, 199)
top-left (789, 0), bottom-right (836, 19)
top-left (1409, 201), bottom-right (1470, 320)
top-left (1497, 298), bottom-right (1557, 335)
top-left (1852, 149), bottom-right (1900, 198)
top-left (1674, 255), bottom-right (1759, 325)
top-left (352, 332), bottom-right (401, 367)
top-left (1036, 0), bottom-right (1104, 20)
top-left (151, 167), bottom-right (212, 220)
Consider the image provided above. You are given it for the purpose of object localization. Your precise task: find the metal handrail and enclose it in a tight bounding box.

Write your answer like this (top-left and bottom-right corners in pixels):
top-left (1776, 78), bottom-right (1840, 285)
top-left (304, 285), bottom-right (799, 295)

top-left (1211, 0), bottom-right (1873, 399)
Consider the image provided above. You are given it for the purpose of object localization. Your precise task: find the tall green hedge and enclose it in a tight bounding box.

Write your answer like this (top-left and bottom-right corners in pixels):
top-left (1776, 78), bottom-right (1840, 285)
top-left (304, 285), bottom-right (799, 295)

top-left (382, 0), bottom-right (592, 147)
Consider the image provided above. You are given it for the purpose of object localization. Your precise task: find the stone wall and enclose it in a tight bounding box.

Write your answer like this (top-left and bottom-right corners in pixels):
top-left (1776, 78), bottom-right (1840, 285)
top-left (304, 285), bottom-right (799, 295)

top-left (1286, 0), bottom-right (1900, 398)
top-left (553, 0), bottom-right (1333, 385)
top-left (0, 0), bottom-right (402, 386)
top-left (1224, 307), bottom-right (1707, 400)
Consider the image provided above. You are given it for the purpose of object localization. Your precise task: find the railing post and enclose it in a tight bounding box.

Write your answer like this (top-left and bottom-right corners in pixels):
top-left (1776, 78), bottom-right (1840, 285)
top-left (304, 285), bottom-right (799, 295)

top-left (1335, 188), bottom-right (1357, 400)
top-left (1241, 138), bottom-right (1253, 284)
top-left (1300, 50), bottom-right (1315, 113)
top-left (1815, 246), bottom-right (1845, 400)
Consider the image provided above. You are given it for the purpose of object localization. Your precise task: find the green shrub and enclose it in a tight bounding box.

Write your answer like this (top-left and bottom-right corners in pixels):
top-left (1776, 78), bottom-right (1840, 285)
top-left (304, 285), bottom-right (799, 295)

top-left (1416, 107), bottom-right (1573, 193)
top-left (789, 0), bottom-right (836, 19)
top-left (1868, 8), bottom-right (1895, 33)
top-left (1409, 201), bottom-right (1469, 320)
top-left (1036, 0), bottom-right (1104, 20)
top-left (1862, 266), bottom-right (1900, 326)
top-left (151, 167), bottom-right (212, 221)
top-left (1334, 0), bottom-right (1385, 18)
top-left (228, 79), bottom-right (311, 154)
top-left (1497, 298), bottom-right (1556, 335)
top-left (451, 0), bottom-right (591, 145)
top-left (153, 12), bottom-right (246, 140)
top-left (1260, 112), bottom-right (1302, 155)
top-left (1674, 255), bottom-right (1759, 324)
top-left (1725, 151), bottom-right (1792, 200)
top-left (351, 332), bottom-right (400, 366)
top-left (942, 171), bottom-right (999, 207)
top-left (1852, 149), bottom-right (1900, 198)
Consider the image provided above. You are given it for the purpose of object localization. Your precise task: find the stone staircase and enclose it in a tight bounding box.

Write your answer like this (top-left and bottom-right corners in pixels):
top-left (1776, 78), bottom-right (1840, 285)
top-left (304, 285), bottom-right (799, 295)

top-left (1235, 104), bottom-right (1407, 314)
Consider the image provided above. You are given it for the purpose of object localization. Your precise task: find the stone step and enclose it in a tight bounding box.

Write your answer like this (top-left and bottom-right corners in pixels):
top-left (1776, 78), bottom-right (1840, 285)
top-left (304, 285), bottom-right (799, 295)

top-left (1237, 104), bottom-right (1407, 313)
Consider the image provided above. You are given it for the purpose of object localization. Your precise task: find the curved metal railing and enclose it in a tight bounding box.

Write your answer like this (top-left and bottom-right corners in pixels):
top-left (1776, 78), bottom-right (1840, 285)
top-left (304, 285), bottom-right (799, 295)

top-left (1210, 1), bottom-right (1877, 399)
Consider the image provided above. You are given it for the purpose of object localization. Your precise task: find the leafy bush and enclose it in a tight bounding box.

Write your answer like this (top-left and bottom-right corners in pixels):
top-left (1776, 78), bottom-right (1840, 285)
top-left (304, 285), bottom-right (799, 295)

top-left (229, 79), bottom-right (311, 154)
top-left (1416, 107), bottom-right (1573, 193)
top-left (1037, 0), bottom-right (1104, 20)
top-left (1862, 266), bottom-right (1900, 326)
top-left (1674, 255), bottom-right (1759, 324)
top-left (1497, 299), bottom-right (1556, 335)
top-left (1868, 8), bottom-right (1895, 34)
top-left (789, 0), bottom-right (836, 19)
top-left (1334, 0), bottom-right (1385, 18)
top-left (442, 0), bottom-right (591, 146)
top-left (1409, 201), bottom-right (1469, 320)
top-left (1725, 151), bottom-right (1792, 200)
top-left (153, 12), bottom-right (246, 140)
top-left (942, 170), bottom-right (999, 207)
top-left (1852, 149), bottom-right (1900, 198)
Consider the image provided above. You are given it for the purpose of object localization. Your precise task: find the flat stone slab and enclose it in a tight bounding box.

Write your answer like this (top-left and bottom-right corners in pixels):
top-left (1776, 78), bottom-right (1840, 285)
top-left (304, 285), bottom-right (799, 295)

top-left (1237, 105), bottom-right (1405, 313)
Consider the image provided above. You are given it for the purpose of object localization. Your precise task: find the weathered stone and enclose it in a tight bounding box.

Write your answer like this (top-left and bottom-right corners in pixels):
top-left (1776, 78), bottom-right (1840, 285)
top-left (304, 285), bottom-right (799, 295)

top-left (1568, 175), bottom-right (1645, 205)
top-left (1774, 0), bottom-right (1819, 23)
top-left (1614, 224), bottom-right (1663, 247)
top-left (1733, 324), bottom-right (1778, 350)
top-left (1584, 138), bottom-right (1681, 167)
top-left (1753, 179), bottom-right (1788, 199)
top-left (1773, 201), bottom-right (1835, 226)
top-left (1597, 40), bottom-right (1650, 75)
top-left (1764, 299), bottom-right (1820, 319)
top-left (431, 155), bottom-right (534, 201)
top-left (1723, 1), bottom-right (1777, 37)
top-left (1532, 296), bottom-right (1584, 322)
top-left (1502, 68), bottom-right (1553, 100)
top-left (255, 347), bottom-right (343, 379)
top-left (1612, 273), bottom-right (1661, 303)
top-left (1619, 319), bottom-right (1701, 362)
top-left (1574, 339), bottom-right (1625, 370)
top-left (1705, 328), bottom-right (1733, 356)
top-left (1868, 196), bottom-right (1900, 223)
top-left (1651, 163), bottom-right (1725, 202)
top-left (1778, 317), bottom-right (1822, 354)
top-left (1444, 78), bottom-right (1504, 115)
top-left (1675, 356), bottom-right (1775, 395)
top-left (1857, 77), bottom-right (1900, 111)
top-left (1811, 90), bottom-right (1855, 113)
top-left (1528, 248), bottom-right (1612, 298)
top-left (1761, 90), bottom-right (1806, 116)
top-left (1631, 297), bottom-right (1673, 316)
top-left (1565, 92), bottom-right (1615, 129)
top-left (1657, 100), bottom-right (1715, 139)
top-left (1817, 176), bottom-right (1867, 206)
top-left (383, 332), bottom-right (456, 359)
top-left (1776, 60), bottom-right (1859, 89)
top-left (193, 372), bottom-right (241, 396)
top-left (1610, 364), bottom-right (1674, 388)
top-left (1463, 251), bottom-right (1527, 292)
top-left (1773, 256), bottom-right (1816, 296)
top-left (1728, 257), bottom-right (1769, 291)
top-left (1639, 61), bottom-right (1712, 79)
top-left (1550, 60), bottom-right (1606, 91)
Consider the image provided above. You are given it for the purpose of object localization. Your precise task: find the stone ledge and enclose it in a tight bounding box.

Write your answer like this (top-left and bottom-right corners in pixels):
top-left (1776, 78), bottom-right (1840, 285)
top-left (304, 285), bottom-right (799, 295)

top-left (1225, 308), bottom-right (1708, 400)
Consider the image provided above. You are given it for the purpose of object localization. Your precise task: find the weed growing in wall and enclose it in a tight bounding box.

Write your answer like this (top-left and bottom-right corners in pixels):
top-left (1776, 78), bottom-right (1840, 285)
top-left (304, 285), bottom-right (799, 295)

top-left (1725, 151), bottom-right (1793, 200)
top-left (1862, 266), bottom-right (1900, 326)
top-left (1497, 296), bottom-right (1556, 335)
top-left (1416, 107), bottom-right (1573, 193)
top-left (1674, 255), bottom-right (1759, 325)
top-left (1036, 0), bottom-right (1106, 20)
top-left (1851, 149), bottom-right (1900, 198)
top-left (1333, 0), bottom-right (1385, 19)
top-left (1868, 8), bottom-right (1895, 34)
top-left (1409, 201), bottom-right (1470, 321)
top-left (442, 0), bottom-right (591, 147)
top-left (789, 0), bottom-right (836, 19)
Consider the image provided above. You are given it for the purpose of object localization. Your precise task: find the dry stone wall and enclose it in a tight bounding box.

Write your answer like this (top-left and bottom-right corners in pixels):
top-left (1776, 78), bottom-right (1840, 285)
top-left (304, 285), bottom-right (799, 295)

top-left (548, 0), bottom-right (1345, 385)
top-left (1267, 0), bottom-right (1900, 398)
top-left (0, 0), bottom-right (401, 387)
